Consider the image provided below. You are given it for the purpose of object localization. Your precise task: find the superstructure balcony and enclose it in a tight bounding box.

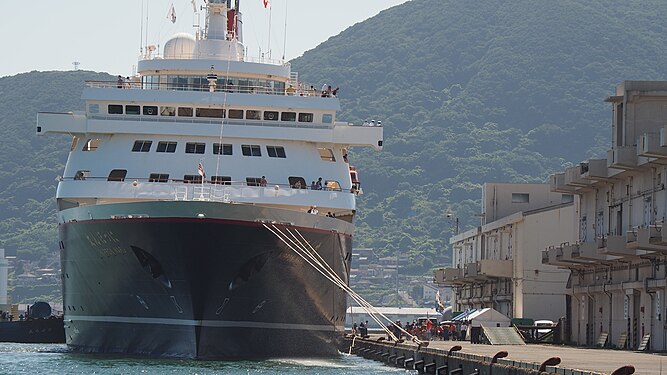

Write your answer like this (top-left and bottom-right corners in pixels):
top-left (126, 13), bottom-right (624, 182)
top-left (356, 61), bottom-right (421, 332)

top-left (433, 267), bottom-right (464, 286)
top-left (639, 132), bottom-right (667, 158)
top-left (478, 259), bottom-right (512, 278)
top-left (626, 226), bottom-right (667, 252)
top-left (580, 159), bottom-right (616, 180)
top-left (607, 146), bottom-right (639, 170)
top-left (549, 173), bottom-right (576, 194)
top-left (598, 235), bottom-right (652, 257)
top-left (564, 166), bottom-right (593, 190)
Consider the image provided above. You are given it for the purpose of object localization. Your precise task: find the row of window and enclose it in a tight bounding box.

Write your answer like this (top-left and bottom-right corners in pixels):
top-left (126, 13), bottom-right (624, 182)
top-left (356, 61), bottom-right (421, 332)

top-left (75, 137), bottom-right (337, 162)
top-left (141, 75), bottom-right (286, 94)
top-left (91, 170), bottom-right (342, 190)
top-left (98, 104), bottom-right (332, 123)
top-left (130, 141), bottom-right (286, 158)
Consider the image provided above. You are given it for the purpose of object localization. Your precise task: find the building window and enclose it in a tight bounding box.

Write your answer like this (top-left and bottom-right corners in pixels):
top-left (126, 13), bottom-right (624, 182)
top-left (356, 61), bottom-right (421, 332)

top-left (183, 175), bottom-right (203, 183)
top-left (213, 143), bottom-right (233, 155)
top-left (185, 142), bottom-right (206, 154)
top-left (132, 140), bottom-right (152, 152)
top-left (281, 112), bottom-right (296, 122)
top-left (156, 141), bottom-right (177, 153)
top-left (246, 177), bottom-right (262, 186)
top-left (266, 146), bottom-right (286, 158)
top-left (211, 176), bottom-right (231, 185)
top-left (149, 173), bottom-right (169, 182)
top-left (125, 105), bottom-right (140, 115)
top-left (160, 106), bottom-right (176, 116)
top-left (562, 194), bottom-right (574, 203)
top-left (511, 193), bottom-right (529, 203)
top-left (143, 106), bottom-right (158, 115)
top-left (82, 139), bottom-right (101, 151)
top-left (228, 109), bottom-right (244, 119)
top-left (196, 108), bottom-right (225, 118)
top-left (108, 105), bottom-right (123, 114)
top-left (241, 144), bottom-right (262, 156)
top-left (322, 114), bottom-right (333, 123)
top-left (108, 169), bottom-right (127, 182)
top-left (246, 110), bottom-right (261, 120)
top-left (178, 107), bottom-right (193, 117)
top-left (298, 113), bottom-right (314, 122)
top-left (317, 148), bottom-right (335, 162)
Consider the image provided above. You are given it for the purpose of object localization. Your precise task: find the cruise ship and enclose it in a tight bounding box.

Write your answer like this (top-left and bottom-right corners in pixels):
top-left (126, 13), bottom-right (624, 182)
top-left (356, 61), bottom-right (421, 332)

top-left (36, 0), bottom-right (382, 359)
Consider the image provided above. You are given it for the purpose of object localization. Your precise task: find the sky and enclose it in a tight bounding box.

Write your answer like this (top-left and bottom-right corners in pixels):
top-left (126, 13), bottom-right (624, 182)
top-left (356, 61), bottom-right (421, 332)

top-left (0, 0), bottom-right (409, 78)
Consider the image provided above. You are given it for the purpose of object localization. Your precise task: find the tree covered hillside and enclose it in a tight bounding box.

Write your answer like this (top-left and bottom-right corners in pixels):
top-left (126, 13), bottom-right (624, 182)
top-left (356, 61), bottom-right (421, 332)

top-left (0, 71), bottom-right (111, 261)
top-left (291, 0), bottom-right (667, 268)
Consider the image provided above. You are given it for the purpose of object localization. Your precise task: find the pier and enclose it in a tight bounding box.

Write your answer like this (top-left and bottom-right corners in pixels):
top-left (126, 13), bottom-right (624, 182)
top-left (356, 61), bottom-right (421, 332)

top-left (344, 336), bottom-right (663, 374)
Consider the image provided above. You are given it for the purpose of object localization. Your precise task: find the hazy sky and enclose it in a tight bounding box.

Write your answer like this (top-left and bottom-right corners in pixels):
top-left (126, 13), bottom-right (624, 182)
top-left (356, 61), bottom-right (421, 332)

top-left (0, 0), bottom-right (409, 78)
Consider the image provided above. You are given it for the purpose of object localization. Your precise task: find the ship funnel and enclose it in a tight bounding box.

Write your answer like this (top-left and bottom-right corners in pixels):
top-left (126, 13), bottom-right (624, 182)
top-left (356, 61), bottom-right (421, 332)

top-left (0, 248), bottom-right (8, 305)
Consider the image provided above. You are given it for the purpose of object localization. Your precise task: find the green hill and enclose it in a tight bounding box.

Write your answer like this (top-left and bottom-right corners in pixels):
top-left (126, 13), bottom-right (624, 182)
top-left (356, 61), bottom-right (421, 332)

top-left (291, 0), bottom-right (667, 268)
top-left (3, 0), bottom-right (667, 294)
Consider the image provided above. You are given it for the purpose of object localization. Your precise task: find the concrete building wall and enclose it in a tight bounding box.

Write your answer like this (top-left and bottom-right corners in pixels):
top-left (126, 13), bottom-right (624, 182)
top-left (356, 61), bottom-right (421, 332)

top-left (482, 183), bottom-right (570, 223)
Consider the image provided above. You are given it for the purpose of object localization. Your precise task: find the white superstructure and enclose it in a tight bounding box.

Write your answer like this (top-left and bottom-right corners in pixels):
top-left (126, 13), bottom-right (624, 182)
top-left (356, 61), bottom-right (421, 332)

top-left (37, 0), bottom-right (383, 218)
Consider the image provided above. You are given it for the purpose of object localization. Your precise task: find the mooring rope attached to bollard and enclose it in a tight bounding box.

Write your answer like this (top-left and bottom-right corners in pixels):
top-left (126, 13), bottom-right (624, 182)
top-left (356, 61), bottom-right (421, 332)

top-left (263, 224), bottom-right (423, 345)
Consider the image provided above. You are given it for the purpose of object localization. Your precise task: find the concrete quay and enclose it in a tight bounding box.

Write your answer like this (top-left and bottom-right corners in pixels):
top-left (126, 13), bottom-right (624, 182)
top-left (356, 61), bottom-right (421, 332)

top-left (346, 336), bottom-right (664, 374)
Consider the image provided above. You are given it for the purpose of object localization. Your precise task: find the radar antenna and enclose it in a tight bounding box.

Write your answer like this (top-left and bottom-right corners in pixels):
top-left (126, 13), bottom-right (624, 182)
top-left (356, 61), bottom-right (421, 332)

top-left (72, 60), bottom-right (80, 71)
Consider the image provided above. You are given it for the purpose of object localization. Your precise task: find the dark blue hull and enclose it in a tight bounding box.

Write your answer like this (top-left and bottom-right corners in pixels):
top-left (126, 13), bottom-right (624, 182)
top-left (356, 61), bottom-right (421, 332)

top-left (59, 203), bottom-right (352, 359)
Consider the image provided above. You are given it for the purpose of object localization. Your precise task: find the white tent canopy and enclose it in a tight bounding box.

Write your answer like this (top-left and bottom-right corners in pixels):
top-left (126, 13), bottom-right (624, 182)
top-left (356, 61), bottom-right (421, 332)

top-left (452, 308), bottom-right (510, 327)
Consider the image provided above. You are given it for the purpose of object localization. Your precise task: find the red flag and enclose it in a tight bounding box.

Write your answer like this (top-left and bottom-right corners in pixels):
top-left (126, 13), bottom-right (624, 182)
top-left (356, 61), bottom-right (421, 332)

top-left (198, 162), bottom-right (206, 178)
top-left (263, 0), bottom-right (270, 8)
top-left (426, 319), bottom-right (433, 331)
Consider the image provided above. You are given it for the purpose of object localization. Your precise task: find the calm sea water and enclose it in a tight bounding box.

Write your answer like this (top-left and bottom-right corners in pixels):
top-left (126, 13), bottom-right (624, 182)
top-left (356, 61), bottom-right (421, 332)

top-left (0, 344), bottom-right (416, 375)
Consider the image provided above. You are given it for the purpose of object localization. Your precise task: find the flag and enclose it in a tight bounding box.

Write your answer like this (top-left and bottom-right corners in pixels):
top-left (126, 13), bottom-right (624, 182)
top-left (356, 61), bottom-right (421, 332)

top-left (436, 290), bottom-right (445, 312)
top-left (426, 319), bottom-right (433, 331)
top-left (191, 0), bottom-right (197, 12)
top-left (263, 0), bottom-right (270, 8)
top-left (198, 162), bottom-right (206, 178)
top-left (167, 3), bottom-right (177, 23)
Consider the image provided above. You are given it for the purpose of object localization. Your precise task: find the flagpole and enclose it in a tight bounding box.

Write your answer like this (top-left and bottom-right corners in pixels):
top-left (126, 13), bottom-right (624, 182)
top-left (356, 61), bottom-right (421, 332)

top-left (267, 2), bottom-right (272, 59)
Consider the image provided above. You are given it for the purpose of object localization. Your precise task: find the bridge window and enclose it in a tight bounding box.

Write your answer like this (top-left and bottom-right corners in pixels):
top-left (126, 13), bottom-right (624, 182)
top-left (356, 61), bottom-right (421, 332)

top-left (143, 106), bottom-right (158, 116)
top-left (156, 141), bottom-right (177, 153)
top-left (281, 112), bottom-right (296, 122)
top-left (149, 173), bottom-right (169, 182)
top-left (246, 110), bottom-right (261, 120)
top-left (213, 143), bottom-right (233, 155)
top-left (108, 169), bottom-right (127, 182)
top-left (322, 114), bottom-right (333, 124)
top-left (266, 146), bottom-right (286, 158)
top-left (178, 107), bottom-right (193, 117)
top-left (241, 145), bottom-right (261, 157)
top-left (211, 176), bottom-right (231, 185)
top-left (160, 106), bottom-right (176, 116)
top-left (264, 111), bottom-right (279, 121)
top-left (196, 108), bottom-right (225, 118)
top-left (228, 109), bottom-right (244, 119)
top-left (132, 140), bottom-right (152, 152)
top-left (108, 105), bottom-right (123, 114)
top-left (298, 113), bottom-right (314, 122)
top-left (185, 142), bottom-right (205, 154)
top-left (125, 105), bottom-right (140, 115)
top-left (88, 104), bottom-right (99, 114)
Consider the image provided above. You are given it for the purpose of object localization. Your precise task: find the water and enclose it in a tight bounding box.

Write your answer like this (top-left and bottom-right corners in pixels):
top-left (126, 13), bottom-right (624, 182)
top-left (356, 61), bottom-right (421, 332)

top-left (0, 344), bottom-right (416, 374)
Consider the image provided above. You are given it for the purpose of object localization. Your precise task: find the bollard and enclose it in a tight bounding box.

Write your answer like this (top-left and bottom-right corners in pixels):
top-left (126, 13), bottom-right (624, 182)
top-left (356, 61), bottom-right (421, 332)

top-left (489, 350), bottom-right (508, 375)
top-left (610, 365), bottom-right (635, 375)
top-left (414, 359), bottom-right (425, 372)
top-left (538, 357), bottom-right (561, 372)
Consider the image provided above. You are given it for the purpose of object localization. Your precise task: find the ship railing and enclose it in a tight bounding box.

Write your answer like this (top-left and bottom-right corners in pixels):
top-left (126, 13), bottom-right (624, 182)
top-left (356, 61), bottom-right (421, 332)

top-left (87, 114), bottom-right (334, 129)
top-left (85, 80), bottom-right (335, 98)
top-left (61, 177), bottom-right (349, 203)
